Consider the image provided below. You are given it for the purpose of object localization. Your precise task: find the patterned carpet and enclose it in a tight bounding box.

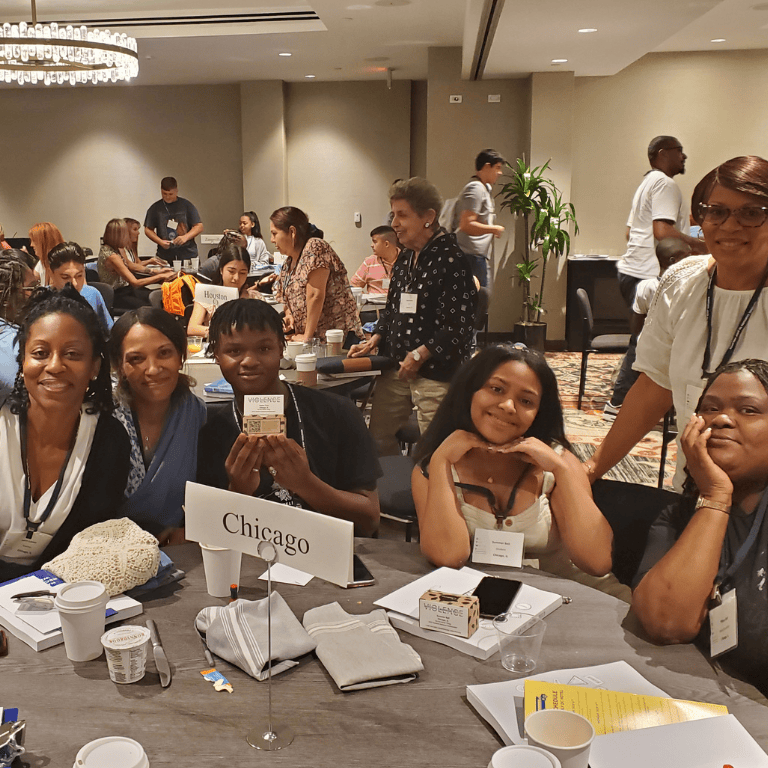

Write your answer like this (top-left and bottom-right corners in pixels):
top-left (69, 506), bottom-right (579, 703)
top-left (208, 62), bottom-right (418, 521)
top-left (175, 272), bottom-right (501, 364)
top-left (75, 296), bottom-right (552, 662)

top-left (546, 352), bottom-right (676, 488)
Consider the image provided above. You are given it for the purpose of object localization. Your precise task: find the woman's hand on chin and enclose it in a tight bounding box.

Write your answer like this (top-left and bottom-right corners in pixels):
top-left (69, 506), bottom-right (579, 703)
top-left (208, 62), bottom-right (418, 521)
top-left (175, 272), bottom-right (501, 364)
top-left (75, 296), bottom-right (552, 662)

top-left (497, 437), bottom-right (567, 473)
top-left (432, 429), bottom-right (492, 466)
top-left (681, 414), bottom-right (734, 499)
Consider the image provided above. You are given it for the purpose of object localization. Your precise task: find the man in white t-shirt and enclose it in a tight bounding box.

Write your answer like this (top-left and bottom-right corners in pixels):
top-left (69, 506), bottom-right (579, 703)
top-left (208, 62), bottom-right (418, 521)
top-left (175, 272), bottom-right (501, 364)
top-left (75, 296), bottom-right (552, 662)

top-left (606, 137), bottom-right (707, 418)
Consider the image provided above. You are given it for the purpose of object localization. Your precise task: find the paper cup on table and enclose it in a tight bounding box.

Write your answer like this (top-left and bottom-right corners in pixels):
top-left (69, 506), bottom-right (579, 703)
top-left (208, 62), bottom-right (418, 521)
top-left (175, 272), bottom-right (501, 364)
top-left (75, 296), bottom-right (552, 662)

top-left (173, 260), bottom-right (182, 271)
top-left (493, 612), bottom-right (546, 674)
top-left (101, 625), bottom-right (151, 684)
top-left (525, 710), bottom-right (594, 768)
top-left (191, 257), bottom-right (200, 271)
top-left (295, 352), bottom-right (317, 387)
top-left (325, 328), bottom-right (344, 356)
top-left (488, 745), bottom-right (561, 768)
top-left (54, 581), bottom-right (109, 662)
top-left (200, 543), bottom-right (242, 598)
top-left (285, 340), bottom-right (305, 361)
top-left (73, 736), bottom-right (149, 768)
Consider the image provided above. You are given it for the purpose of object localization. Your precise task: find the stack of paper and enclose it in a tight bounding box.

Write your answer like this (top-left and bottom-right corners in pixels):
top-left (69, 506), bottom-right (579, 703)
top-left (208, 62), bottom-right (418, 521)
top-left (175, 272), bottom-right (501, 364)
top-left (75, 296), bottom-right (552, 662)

top-left (374, 566), bottom-right (563, 660)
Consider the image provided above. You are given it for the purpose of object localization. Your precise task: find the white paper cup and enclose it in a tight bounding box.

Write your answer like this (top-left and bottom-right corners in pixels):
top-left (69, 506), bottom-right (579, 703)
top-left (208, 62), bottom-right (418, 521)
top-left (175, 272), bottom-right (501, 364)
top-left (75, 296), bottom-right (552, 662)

top-left (191, 257), bottom-right (200, 271)
top-left (493, 613), bottom-right (546, 674)
top-left (73, 736), bottom-right (149, 768)
top-left (295, 352), bottom-right (317, 386)
top-left (54, 581), bottom-right (109, 662)
top-left (101, 626), bottom-right (151, 684)
top-left (525, 710), bottom-right (595, 768)
top-left (351, 286), bottom-right (364, 307)
top-left (172, 260), bottom-right (182, 271)
top-left (200, 543), bottom-right (242, 598)
top-left (285, 340), bottom-right (305, 361)
top-left (325, 329), bottom-right (344, 356)
top-left (488, 745), bottom-right (561, 768)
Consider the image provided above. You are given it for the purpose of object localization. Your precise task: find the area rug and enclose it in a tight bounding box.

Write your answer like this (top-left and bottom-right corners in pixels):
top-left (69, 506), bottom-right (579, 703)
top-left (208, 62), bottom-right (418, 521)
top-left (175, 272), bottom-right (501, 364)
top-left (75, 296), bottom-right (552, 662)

top-left (545, 352), bottom-right (676, 488)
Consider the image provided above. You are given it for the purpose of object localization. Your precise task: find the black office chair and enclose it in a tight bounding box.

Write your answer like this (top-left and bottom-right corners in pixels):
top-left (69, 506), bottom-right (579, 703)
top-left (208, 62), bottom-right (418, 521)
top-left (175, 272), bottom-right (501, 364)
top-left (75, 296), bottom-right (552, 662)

top-left (378, 455), bottom-right (418, 542)
top-left (575, 288), bottom-right (631, 410)
top-left (87, 282), bottom-right (114, 315)
top-left (396, 412), bottom-right (420, 455)
top-left (592, 478), bottom-right (677, 586)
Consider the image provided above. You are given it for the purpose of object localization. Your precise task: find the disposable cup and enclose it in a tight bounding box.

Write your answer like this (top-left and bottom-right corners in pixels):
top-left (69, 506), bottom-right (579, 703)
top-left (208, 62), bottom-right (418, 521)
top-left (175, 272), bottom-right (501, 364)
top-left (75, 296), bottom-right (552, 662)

top-left (73, 736), bottom-right (149, 768)
top-left (351, 286), bottom-right (364, 306)
top-left (187, 336), bottom-right (203, 355)
top-left (488, 745), bottom-right (561, 768)
top-left (101, 625), bottom-right (151, 684)
top-left (191, 257), bottom-right (200, 271)
top-left (493, 612), bottom-right (546, 674)
top-left (525, 710), bottom-right (595, 768)
top-left (295, 352), bottom-right (317, 387)
top-left (172, 260), bottom-right (182, 271)
top-left (200, 543), bottom-right (242, 598)
top-left (54, 581), bottom-right (109, 662)
top-left (326, 329), bottom-right (344, 356)
top-left (285, 340), bottom-right (305, 361)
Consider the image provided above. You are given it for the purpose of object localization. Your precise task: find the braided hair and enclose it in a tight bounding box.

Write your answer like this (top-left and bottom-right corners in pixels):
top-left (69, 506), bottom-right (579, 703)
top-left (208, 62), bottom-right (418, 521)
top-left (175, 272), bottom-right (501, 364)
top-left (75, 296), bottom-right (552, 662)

top-left (0, 249), bottom-right (32, 323)
top-left (6, 284), bottom-right (114, 415)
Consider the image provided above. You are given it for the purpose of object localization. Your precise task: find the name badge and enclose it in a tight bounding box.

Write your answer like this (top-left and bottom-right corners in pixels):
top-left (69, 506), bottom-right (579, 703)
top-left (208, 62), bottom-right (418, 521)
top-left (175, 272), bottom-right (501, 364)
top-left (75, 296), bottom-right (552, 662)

top-left (166, 218), bottom-right (178, 230)
top-left (381, 278), bottom-right (390, 290)
top-left (2, 529), bottom-right (53, 560)
top-left (710, 588), bottom-right (738, 658)
top-left (471, 527), bottom-right (524, 568)
top-left (400, 293), bottom-right (418, 314)
top-left (686, 382), bottom-right (705, 416)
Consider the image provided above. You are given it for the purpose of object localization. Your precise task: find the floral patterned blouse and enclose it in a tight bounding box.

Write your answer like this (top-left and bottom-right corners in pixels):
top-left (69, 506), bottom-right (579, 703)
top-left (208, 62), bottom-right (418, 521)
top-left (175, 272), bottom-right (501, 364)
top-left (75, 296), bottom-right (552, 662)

top-left (276, 238), bottom-right (363, 339)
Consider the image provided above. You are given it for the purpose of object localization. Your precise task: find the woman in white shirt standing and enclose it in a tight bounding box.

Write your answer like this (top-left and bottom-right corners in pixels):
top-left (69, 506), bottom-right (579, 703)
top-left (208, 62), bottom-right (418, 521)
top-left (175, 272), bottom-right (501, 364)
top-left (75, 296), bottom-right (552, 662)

top-left (226, 211), bottom-right (271, 270)
top-left (586, 156), bottom-right (768, 490)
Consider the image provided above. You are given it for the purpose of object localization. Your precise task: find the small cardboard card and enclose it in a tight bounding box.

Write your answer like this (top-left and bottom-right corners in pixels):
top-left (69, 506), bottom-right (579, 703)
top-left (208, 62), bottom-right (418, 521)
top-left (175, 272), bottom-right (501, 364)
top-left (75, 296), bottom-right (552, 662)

top-left (184, 482), bottom-right (354, 587)
top-left (419, 589), bottom-right (479, 638)
top-left (243, 415), bottom-right (286, 436)
top-left (244, 395), bottom-right (284, 416)
top-left (194, 283), bottom-right (238, 310)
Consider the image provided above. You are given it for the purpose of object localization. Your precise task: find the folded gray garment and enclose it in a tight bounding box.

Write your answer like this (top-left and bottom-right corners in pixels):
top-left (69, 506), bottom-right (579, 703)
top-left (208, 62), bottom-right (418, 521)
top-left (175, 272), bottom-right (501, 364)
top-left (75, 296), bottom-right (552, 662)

top-left (302, 602), bottom-right (424, 691)
top-left (195, 592), bottom-right (316, 681)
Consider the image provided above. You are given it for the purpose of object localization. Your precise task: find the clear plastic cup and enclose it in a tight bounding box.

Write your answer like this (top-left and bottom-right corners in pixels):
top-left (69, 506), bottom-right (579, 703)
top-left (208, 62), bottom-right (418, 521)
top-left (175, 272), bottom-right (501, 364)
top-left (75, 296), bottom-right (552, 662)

top-left (101, 625), bottom-right (151, 684)
top-left (54, 581), bottom-right (109, 662)
top-left (493, 612), bottom-right (546, 673)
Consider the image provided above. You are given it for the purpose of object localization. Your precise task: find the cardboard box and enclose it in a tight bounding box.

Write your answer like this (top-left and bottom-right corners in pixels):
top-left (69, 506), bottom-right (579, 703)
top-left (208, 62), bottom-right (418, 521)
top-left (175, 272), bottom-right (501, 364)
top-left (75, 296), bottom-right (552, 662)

top-left (418, 589), bottom-right (479, 638)
top-left (243, 415), bottom-right (286, 437)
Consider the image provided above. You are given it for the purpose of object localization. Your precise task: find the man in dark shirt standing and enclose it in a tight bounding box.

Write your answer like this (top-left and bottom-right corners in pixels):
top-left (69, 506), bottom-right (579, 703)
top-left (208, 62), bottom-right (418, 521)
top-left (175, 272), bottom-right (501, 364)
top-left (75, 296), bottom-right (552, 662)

top-left (143, 177), bottom-right (203, 263)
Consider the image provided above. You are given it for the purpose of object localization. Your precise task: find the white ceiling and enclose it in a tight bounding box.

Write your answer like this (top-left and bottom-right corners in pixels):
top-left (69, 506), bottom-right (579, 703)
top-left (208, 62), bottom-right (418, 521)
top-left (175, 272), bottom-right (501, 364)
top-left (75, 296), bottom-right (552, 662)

top-left (1, 0), bottom-right (768, 87)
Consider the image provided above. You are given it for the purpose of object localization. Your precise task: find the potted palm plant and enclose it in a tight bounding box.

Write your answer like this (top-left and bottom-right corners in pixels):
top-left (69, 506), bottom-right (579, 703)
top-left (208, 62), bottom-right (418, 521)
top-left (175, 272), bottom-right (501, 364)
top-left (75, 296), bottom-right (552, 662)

top-left (498, 157), bottom-right (578, 351)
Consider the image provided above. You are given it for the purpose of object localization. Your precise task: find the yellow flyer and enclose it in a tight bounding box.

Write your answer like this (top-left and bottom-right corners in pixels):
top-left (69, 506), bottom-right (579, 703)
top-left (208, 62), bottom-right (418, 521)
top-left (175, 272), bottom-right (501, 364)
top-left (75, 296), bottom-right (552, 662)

top-left (523, 681), bottom-right (728, 736)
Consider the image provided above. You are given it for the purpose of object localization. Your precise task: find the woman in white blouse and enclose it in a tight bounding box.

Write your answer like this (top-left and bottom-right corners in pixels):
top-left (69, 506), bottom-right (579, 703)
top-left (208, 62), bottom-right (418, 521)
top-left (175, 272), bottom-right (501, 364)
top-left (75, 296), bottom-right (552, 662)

top-left (586, 156), bottom-right (768, 490)
top-left (225, 211), bottom-right (271, 270)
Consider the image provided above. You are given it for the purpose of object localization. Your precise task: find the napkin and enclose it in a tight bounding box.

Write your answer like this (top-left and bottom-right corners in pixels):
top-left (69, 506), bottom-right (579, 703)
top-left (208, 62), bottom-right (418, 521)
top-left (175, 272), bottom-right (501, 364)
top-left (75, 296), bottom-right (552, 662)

top-left (195, 592), bottom-right (316, 680)
top-left (302, 602), bottom-right (423, 691)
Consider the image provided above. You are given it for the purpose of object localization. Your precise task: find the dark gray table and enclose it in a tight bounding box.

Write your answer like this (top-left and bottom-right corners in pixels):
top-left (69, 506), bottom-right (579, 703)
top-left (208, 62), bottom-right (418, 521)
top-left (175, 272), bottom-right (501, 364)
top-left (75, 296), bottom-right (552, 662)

top-left (4, 539), bottom-right (767, 766)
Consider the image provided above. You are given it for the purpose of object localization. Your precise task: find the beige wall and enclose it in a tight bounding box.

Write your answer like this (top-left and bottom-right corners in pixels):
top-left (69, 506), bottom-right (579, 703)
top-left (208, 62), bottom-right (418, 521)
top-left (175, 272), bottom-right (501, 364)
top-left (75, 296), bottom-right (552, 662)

top-left (425, 47), bottom-right (531, 332)
top-left (0, 84), bottom-right (243, 258)
top-left (571, 49), bottom-right (768, 258)
top-left (283, 80), bottom-right (412, 274)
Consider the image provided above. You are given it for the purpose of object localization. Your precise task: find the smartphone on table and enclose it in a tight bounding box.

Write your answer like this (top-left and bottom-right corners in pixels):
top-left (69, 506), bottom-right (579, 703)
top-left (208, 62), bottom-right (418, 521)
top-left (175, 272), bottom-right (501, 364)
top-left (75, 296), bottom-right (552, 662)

top-left (472, 576), bottom-right (523, 619)
top-left (345, 555), bottom-right (375, 588)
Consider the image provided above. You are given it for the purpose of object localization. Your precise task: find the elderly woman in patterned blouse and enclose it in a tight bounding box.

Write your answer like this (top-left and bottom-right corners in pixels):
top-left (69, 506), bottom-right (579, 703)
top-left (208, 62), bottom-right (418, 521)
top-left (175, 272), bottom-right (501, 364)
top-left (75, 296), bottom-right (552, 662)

top-left (270, 207), bottom-right (362, 344)
top-left (349, 177), bottom-right (477, 456)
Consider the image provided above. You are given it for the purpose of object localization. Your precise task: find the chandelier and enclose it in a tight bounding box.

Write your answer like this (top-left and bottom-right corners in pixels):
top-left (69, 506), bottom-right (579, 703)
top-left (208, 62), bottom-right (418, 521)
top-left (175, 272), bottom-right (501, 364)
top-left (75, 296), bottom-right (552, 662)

top-left (0, 0), bottom-right (139, 86)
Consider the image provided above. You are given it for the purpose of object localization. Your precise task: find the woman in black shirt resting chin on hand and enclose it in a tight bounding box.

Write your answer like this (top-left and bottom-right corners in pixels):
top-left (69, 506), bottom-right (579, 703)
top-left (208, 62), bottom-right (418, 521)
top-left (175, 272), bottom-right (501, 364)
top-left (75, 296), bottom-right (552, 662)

top-left (196, 298), bottom-right (381, 537)
top-left (632, 358), bottom-right (768, 694)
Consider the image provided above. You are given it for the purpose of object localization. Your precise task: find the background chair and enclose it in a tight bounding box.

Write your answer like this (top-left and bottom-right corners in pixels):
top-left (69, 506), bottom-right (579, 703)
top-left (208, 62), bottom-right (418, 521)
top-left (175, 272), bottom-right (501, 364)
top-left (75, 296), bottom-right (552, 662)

top-left (575, 288), bottom-right (631, 410)
top-left (87, 281), bottom-right (114, 315)
top-left (377, 454), bottom-right (418, 542)
top-left (591, 478), bottom-right (678, 586)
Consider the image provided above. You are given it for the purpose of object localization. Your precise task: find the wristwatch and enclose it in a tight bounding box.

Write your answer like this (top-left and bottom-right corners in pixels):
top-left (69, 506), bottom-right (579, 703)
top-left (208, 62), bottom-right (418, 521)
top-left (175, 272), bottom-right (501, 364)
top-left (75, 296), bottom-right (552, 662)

top-left (411, 349), bottom-right (421, 362)
top-left (695, 496), bottom-right (731, 514)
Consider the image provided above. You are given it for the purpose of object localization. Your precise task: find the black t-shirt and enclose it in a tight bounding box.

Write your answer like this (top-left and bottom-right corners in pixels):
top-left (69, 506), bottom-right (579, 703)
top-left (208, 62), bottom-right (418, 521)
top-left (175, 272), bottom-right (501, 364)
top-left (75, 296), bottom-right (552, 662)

top-left (197, 385), bottom-right (381, 510)
top-left (372, 231), bottom-right (477, 382)
top-left (143, 196), bottom-right (202, 260)
top-left (635, 496), bottom-right (768, 695)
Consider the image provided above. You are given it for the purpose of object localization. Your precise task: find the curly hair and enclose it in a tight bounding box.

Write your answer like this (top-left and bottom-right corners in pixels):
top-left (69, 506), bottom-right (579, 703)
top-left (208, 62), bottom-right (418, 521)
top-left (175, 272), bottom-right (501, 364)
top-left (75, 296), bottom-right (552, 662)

top-left (6, 284), bottom-right (114, 415)
top-left (414, 344), bottom-right (572, 469)
top-left (0, 249), bottom-right (32, 322)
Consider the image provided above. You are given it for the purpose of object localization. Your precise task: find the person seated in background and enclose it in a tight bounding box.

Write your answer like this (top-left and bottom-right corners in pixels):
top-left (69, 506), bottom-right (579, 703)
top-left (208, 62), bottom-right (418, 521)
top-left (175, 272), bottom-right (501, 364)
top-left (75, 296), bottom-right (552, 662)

top-left (0, 249), bottom-right (38, 404)
top-left (48, 242), bottom-right (113, 332)
top-left (632, 359), bottom-right (768, 695)
top-left (0, 223), bottom-right (11, 251)
top-left (110, 308), bottom-right (206, 545)
top-left (224, 211), bottom-right (272, 268)
top-left (603, 237), bottom-right (692, 422)
top-left (0, 286), bottom-right (130, 581)
top-left (187, 244), bottom-right (250, 339)
top-left (98, 218), bottom-right (175, 311)
top-left (412, 344), bottom-right (628, 600)
top-left (28, 222), bottom-right (64, 287)
top-left (271, 206), bottom-right (363, 343)
top-left (351, 225), bottom-right (401, 296)
top-left (197, 298), bottom-right (380, 536)
top-left (123, 217), bottom-right (167, 270)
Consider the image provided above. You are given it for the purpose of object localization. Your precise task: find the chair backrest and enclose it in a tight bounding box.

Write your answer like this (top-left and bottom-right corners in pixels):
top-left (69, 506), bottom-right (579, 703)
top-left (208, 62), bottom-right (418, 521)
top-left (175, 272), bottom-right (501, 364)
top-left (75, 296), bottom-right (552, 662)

top-left (575, 288), bottom-right (595, 339)
top-left (88, 281), bottom-right (114, 314)
top-left (591, 478), bottom-right (678, 586)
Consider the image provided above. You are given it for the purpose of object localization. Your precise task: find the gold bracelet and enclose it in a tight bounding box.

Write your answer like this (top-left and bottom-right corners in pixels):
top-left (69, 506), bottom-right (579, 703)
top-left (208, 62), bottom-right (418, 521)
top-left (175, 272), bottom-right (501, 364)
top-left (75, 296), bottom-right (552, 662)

top-left (694, 496), bottom-right (731, 514)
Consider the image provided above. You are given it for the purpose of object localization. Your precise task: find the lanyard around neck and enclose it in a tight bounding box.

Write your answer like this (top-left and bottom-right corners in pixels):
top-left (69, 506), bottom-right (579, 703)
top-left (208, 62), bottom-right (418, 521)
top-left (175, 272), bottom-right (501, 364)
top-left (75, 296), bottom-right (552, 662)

top-left (716, 486), bottom-right (768, 589)
top-left (702, 264), bottom-right (768, 377)
top-left (20, 409), bottom-right (79, 539)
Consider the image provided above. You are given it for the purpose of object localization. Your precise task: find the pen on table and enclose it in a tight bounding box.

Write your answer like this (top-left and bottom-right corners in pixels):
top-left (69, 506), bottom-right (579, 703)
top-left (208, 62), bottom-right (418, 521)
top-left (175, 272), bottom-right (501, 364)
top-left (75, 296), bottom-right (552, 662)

top-left (229, 584), bottom-right (238, 603)
top-left (199, 634), bottom-right (214, 668)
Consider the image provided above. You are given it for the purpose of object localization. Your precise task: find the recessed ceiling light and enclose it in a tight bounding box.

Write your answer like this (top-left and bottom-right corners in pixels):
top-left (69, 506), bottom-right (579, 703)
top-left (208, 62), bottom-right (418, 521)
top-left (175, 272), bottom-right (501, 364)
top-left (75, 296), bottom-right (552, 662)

top-left (578, 28), bottom-right (597, 33)
top-left (305, 74), bottom-right (316, 79)
top-left (711, 38), bottom-right (726, 43)
top-left (278, 52), bottom-right (292, 57)
top-left (551, 59), bottom-right (568, 64)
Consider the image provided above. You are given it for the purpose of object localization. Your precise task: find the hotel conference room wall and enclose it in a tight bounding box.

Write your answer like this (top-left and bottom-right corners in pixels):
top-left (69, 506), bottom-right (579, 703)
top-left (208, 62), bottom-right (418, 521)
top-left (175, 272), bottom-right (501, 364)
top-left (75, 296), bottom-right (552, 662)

top-left (0, 84), bottom-right (244, 257)
top-left (571, 49), bottom-right (768, 259)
